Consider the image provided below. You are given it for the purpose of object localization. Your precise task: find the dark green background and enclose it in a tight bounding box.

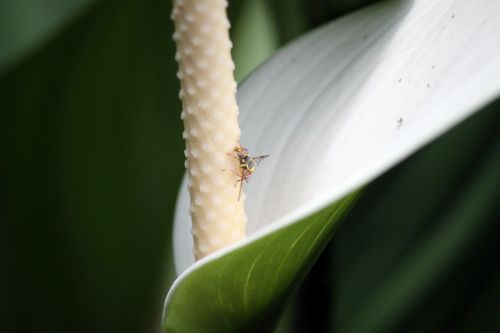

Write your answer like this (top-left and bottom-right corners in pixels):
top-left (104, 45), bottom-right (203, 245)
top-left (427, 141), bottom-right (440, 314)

top-left (2, 1), bottom-right (499, 332)
top-left (291, 102), bottom-right (500, 333)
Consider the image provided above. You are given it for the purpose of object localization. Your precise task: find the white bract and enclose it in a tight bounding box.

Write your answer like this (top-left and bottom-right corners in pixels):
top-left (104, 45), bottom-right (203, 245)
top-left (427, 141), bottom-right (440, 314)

top-left (173, 0), bottom-right (500, 274)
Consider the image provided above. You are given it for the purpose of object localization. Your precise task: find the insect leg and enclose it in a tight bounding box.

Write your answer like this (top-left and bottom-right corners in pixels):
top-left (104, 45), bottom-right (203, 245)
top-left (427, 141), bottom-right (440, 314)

top-left (237, 169), bottom-right (249, 201)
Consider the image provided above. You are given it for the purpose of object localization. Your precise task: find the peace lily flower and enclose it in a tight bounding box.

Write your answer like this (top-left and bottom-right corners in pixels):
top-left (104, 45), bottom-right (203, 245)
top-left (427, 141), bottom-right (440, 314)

top-left (164, 0), bottom-right (500, 332)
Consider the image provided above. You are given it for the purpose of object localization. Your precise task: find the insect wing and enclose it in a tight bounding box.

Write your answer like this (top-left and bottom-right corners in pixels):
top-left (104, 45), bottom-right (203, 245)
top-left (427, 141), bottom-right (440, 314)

top-left (252, 154), bottom-right (270, 166)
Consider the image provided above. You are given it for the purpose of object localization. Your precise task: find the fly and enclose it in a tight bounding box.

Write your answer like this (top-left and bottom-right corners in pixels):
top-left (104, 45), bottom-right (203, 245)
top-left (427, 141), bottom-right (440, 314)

top-left (232, 144), bottom-right (269, 201)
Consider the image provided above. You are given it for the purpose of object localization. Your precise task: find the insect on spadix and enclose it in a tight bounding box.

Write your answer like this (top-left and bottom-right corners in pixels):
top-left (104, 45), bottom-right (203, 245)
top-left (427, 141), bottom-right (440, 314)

top-left (230, 144), bottom-right (269, 201)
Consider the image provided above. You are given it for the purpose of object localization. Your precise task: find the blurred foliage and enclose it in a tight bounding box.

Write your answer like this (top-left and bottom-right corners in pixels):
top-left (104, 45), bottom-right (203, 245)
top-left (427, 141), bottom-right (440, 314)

top-left (232, 0), bottom-right (280, 81)
top-left (2, 1), bottom-right (183, 332)
top-left (0, 0), bottom-right (97, 75)
top-left (2, 0), bottom-right (498, 333)
top-left (291, 101), bottom-right (500, 332)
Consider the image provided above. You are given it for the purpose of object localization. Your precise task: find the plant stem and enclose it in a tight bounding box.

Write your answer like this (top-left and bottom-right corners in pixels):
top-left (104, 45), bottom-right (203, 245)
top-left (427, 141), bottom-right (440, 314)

top-left (172, 0), bottom-right (246, 260)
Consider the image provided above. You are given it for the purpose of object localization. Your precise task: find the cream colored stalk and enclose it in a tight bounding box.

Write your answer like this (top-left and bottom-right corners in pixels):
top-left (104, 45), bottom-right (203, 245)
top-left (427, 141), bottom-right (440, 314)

top-left (171, 0), bottom-right (246, 260)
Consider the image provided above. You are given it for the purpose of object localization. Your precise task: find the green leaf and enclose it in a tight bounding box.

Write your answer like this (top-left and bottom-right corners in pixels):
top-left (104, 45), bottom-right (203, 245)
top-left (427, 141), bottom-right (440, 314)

top-left (0, 0), bottom-right (98, 75)
top-left (163, 191), bottom-right (359, 333)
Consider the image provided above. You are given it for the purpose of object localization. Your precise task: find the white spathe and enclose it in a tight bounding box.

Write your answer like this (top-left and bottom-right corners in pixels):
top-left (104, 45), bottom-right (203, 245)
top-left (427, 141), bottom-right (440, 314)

top-left (173, 0), bottom-right (500, 274)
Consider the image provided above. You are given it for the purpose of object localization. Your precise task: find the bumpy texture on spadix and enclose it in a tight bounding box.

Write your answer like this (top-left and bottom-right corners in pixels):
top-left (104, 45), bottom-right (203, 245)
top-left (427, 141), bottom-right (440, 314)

top-left (172, 0), bottom-right (246, 260)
